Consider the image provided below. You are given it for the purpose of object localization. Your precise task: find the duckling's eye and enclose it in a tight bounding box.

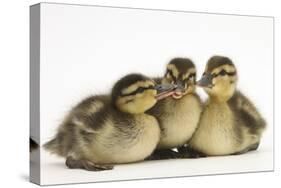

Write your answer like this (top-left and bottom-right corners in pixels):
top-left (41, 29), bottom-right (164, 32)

top-left (218, 70), bottom-right (227, 76)
top-left (135, 85), bottom-right (155, 94)
top-left (122, 85), bottom-right (154, 97)
top-left (136, 87), bottom-right (146, 93)
top-left (188, 73), bottom-right (196, 81)
top-left (146, 85), bottom-right (155, 90)
top-left (212, 70), bottom-right (227, 77)
top-left (214, 70), bottom-right (236, 77)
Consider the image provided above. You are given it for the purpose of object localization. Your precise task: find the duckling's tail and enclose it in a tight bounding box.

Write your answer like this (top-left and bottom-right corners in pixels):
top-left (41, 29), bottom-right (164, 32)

top-left (44, 137), bottom-right (64, 157)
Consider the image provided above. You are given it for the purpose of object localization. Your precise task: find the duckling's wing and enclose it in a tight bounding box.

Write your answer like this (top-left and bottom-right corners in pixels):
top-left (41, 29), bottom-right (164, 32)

top-left (71, 95), bottom-right (111, 132)
top-left (44, 95), bottom-right (110, 157)
top-left (228, 91), bottom-right (266, 135)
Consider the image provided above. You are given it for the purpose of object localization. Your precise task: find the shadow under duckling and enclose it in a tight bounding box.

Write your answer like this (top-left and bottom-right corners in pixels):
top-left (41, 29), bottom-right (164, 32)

top-left (147, 58), bottom-right (202, 159)
top-left (186, 55), bottom-right (266, 157)
top-left (44, 74), bottom-right (174, 171)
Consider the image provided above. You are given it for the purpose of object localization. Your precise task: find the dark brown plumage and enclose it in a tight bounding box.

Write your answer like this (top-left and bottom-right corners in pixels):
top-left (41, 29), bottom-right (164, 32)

top-left (206, 55), bottom-right (234, 72)
top-left (168, 58), bottom-right (195, 75)
top-left (228, 91), bottom-right (266, 136)
top-left (111, 74), bottom-right (149, 105)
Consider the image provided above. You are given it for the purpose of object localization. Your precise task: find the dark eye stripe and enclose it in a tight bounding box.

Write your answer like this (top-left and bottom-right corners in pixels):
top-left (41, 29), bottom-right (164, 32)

top-left (189, 73), bottom-right (196, 79)
top-left (212, 70), bottom-right (236, 77)
top-left (121, 85), bottom-right (154, 97)
top-left (183, 73), bottom-right (196, 82)
top-left (227, 71), bottom-right (236, 76)
top-left (166, 70), bottom-right (177, 82)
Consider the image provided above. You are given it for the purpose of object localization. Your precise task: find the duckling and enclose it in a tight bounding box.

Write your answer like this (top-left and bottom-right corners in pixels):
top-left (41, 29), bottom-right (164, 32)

top-left (147, 58), bottom-right (202, 159)
top-left (188, 55), bottom-right (266, 157)
top-left (44, 74), bottom-right (174, 171)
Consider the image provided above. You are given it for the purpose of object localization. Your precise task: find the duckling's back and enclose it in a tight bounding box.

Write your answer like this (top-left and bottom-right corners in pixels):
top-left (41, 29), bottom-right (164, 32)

top-left (44, 95), bottom-right (110, 157)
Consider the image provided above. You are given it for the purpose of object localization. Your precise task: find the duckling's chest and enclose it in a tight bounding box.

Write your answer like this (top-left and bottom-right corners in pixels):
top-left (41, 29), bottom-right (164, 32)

top-left (92, 114), bottom-right (161, 163)
top-left (157, 95), bottom-right (201, 149)
top-left (190, 103), bottom-right (237, 155)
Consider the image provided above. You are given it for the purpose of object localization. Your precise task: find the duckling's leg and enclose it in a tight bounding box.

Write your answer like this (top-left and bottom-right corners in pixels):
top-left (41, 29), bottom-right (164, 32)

top-left (65, 156), bottom-right (114, 171)
top-left (231, 142), bottom-right (260, 155)
top-left (146, 149), bottom-right (181, 160)
top-left (177, 146), bottom-right (207, 158)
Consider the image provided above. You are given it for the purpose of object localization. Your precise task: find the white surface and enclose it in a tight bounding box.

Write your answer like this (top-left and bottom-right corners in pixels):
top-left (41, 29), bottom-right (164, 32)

top-left (38, 149), bottom-right (273, 185)
top-left (0, 0), bottom-right (280, 188)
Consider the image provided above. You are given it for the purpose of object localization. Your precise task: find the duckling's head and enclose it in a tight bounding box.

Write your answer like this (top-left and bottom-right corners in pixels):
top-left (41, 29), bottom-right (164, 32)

top-left (197, 56), bottom-right (238, 102)
top-left (162, 58), bottom-right (197, 99)
top-left (112, 74), bottom-right (174, 114)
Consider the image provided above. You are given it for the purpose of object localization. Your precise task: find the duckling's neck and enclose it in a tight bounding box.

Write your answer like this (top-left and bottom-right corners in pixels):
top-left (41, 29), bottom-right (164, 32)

top-left (208, 87), bottom-right (236, 103)
top-left (209, 94), bottom-right (232, 103)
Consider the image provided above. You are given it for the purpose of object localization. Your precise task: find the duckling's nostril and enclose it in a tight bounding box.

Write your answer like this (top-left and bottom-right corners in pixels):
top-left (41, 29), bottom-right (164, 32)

top-left (155, 84), bottom-right (175, 92)
top-left (197, 73), bottom-right (213, 88)
top-left (175, 80), bottom-right (187, 92)
top-left (154, 85), bottom-right (163, 90)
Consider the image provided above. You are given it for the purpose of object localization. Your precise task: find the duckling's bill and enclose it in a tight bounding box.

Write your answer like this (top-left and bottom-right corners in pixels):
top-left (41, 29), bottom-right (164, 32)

top-left (196, 73), bottom-right (213, 88)
top-left (172, 80), bottom-right (186, 99)
top-left (154, 81), bottom-right (190, 100)
top-left (155, 83), bottom-right (176, 100)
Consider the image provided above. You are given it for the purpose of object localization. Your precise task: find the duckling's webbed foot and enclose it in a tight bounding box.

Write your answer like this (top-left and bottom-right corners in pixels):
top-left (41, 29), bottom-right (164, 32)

top-left (65, 157), bottom-right (114, 171)
top-left (146, 149), bottom-right (181, 160)
top-left (177, 146), bottom-right (206, 158)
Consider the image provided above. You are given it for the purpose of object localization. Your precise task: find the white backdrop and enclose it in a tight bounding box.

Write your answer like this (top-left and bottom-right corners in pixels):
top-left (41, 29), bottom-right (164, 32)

top-left (38, 3), bottom-right (274, 185)
top-left (40, 3), bottom-right (273, 144)
top-left (0, 0), bottom-right (280, 188)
